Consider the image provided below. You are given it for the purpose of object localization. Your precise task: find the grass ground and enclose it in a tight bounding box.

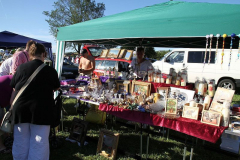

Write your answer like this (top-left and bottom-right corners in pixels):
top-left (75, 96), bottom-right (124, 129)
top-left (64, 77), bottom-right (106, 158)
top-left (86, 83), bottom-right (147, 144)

top-left (1, 91), bottom-right (240, 160)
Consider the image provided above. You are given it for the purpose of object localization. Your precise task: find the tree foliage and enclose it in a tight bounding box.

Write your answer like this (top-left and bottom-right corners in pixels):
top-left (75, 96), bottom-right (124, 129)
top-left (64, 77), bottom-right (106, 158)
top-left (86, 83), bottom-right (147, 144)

top-left (43, 0), bottom-right (105, 52)
top-left (155, 50), bottom-right (170, 60)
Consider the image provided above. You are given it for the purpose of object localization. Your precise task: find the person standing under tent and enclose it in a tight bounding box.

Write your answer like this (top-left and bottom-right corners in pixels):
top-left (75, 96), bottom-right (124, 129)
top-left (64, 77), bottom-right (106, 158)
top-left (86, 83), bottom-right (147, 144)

top-left (78, 49), bottom-right (95, 76)
top-left (130, 47), bottom-right (153, 78)
top-left (11, 40), bottom-right (35, 75)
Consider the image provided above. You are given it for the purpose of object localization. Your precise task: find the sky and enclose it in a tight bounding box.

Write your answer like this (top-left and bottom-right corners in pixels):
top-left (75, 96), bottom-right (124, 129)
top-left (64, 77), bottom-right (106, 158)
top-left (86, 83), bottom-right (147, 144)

top-left (0, 0), bottom-right (240, 53)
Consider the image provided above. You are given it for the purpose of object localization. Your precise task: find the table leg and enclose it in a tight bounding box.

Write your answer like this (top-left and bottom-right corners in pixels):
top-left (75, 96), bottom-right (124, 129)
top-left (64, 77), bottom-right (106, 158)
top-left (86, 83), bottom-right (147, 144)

top-left (183, 146), bottom-right (187, 160)
top-left (61, 110), bottom-right (63, 131)
top-left (146, 125), bottom-right (149, 159)
top-left (167, 128), bottom-right (169, 140)
top-left (190, 147), bottom-right (194, 160)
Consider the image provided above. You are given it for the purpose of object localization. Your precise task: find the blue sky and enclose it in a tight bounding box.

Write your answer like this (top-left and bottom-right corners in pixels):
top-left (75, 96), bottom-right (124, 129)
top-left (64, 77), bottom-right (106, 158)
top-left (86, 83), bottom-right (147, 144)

top-left (0, 0), bottom-right (240, 53)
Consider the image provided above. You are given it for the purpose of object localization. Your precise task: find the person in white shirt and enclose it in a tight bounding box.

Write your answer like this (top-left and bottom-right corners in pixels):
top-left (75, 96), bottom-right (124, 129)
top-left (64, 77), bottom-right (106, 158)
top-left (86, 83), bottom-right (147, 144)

top-left (3, 50), bottom-right (11, 59)
top-left (130, 47), bottom-right (153, 78)
top-left (0, 57), bottom-right (13, 76)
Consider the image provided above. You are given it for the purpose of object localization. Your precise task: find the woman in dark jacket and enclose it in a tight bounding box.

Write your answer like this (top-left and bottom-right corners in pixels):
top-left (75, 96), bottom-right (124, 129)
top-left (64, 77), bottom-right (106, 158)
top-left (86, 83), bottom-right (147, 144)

top-left (10, 42), bottom-right (60, 160)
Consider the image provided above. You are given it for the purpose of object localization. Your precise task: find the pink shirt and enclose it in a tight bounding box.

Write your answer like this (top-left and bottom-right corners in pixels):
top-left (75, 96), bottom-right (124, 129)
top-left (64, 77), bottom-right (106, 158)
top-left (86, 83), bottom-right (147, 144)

top-left (12, 50), bottom-right (29, 74)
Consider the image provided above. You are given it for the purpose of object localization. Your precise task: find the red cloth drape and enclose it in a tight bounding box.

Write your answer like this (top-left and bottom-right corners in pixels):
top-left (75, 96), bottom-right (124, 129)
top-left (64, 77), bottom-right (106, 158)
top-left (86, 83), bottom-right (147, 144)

top-left (99, 104), bottom-right (226, 143)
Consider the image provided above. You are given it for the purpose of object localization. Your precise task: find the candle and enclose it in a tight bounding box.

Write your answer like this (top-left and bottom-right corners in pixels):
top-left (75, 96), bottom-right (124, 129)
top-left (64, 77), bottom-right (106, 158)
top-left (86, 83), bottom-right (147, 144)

top-left (203, 95), bottom-right (211, 110)
top-left (208, 80), bottom-right (215, 98)
top-left (190, 100), bottom-right (196, 107)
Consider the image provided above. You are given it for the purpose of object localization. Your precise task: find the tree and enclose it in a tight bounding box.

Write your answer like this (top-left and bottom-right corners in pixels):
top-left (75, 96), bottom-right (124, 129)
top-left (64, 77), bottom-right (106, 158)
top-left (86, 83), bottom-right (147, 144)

top-left (144, 47), bottom-right (156, 59)
top-left (155, 50), bottom-right (170, 60)
top-left (43, 0), bottom-right (105, 52)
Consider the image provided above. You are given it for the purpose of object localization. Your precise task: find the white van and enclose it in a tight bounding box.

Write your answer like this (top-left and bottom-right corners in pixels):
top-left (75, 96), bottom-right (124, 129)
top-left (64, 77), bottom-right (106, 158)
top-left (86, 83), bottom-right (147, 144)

top-left (152, 48), bottom-right (240, 90)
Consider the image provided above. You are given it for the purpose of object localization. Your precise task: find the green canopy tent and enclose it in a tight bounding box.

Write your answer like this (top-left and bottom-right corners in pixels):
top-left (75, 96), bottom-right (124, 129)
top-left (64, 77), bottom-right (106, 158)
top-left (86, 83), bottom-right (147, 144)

top-left (55, 1), bottom-right (240, 77)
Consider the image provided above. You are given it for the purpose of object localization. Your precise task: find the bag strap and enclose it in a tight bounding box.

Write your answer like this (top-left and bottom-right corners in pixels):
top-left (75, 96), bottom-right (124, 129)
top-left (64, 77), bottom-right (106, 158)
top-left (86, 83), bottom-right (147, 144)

top-left (10, 63), bottom-right (46, 111)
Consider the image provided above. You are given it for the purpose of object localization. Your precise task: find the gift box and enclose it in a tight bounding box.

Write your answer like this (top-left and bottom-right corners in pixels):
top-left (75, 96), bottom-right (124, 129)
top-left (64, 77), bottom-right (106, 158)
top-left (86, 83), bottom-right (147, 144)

top-left (60, 79), bottom-right (76, 85)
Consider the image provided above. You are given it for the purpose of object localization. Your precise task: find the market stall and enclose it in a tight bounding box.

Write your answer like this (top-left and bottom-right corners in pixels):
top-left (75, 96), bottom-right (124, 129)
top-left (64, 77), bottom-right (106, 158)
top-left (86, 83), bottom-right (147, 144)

top-left (56, 1), bottom-right (240, 158)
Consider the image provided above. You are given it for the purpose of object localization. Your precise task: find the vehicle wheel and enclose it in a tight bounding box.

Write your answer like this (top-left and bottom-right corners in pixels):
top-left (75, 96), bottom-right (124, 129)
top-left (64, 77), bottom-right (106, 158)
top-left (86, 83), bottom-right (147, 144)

top-left (218, 79), bottom-right (235, 90)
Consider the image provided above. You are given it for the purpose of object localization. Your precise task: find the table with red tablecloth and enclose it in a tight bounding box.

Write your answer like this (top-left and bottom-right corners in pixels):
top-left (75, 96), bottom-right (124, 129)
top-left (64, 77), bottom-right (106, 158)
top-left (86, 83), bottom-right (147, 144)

top-left (99, 103), bottom-right (227, 143)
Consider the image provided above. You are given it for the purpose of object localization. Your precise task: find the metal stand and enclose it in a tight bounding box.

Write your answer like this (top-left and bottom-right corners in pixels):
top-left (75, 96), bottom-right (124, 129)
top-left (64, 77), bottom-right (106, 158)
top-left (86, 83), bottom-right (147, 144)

top-left (140, 123), bottom-right (143, 160)
top-left (146, 125), bottom-right (149, 159)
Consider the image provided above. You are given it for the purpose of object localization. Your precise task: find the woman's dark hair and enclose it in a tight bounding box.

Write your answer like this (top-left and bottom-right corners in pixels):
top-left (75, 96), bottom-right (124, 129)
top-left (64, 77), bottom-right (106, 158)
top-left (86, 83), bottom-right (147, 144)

top-left (29, 42), bottom-right (47, 58)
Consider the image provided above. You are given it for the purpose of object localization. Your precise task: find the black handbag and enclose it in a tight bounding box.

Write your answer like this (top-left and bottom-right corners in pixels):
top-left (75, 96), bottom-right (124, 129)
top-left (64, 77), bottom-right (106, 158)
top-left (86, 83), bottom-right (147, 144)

top-left (51, 90), bottom-right (62, 128)
top-left (0, 63), bottom-right (46, 133)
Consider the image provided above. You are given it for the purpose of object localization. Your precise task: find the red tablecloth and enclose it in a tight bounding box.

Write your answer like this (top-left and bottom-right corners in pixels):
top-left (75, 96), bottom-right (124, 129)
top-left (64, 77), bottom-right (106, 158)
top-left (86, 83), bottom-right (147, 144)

top-left (150, 82), bottom-right (194, 93)
top-left (99, 104), bottom-right (227, 143)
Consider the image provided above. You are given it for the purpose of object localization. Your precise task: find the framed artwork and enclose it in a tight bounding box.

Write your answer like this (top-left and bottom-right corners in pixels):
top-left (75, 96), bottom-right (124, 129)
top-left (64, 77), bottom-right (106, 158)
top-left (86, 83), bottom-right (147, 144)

top-left (124, 50), bottom-right (133, 60)
top-left (115, 80), bottom-right (124, 93)
top-left (123, 80), bottom-right (131, 94)
top-left (69, 118), bottom-right (88, 145)
top-left (169, 87), bottom-right (195, 108)
top-left (212, 87), bottom-right (235, 103)
top-left (100, 49), bottom-right (109, 58)
top-left (165, 98), bottom-right (178, 114)
top-left (107, 48), bottom-right (120, 58)
top-left (157, 87), bottom-right (169, 100)
top-left (118, 49), bottom-right (126, 58)
top-left (182, 105), bottom-right (199, 120)
top-left (201, 110), bottom-right (221, 126)
top-left (209, 101), bottom-right (223, 112)
top-left (97, 129), bottom-right (119, 160)
top-left (131, 81), bottom-right (151, 96)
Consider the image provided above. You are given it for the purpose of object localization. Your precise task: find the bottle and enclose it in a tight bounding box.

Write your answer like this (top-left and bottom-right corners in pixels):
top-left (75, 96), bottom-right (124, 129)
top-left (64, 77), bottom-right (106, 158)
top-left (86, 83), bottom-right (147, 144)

top-left (160, 74), bottom-right (165, 83)
top-left (148, 66), bottom-right (153, 82)
top-left (172, 70), bottom-right (177, 84)
top-left (208, 79), bottom-right (215, 98)
top-left (195, 79), bottom-right (200, 94)
top-left (203, 79), bottom-right (208, 96)
top-left (221, 100), bottom-right (231, 127)
top-left (153, 70), bottom-right (157, 82)
top-left (156, 69), bottom-right (161, 83)
top-left (175, 77), bottom-right (181, 86)
top-left (198, 81), bottom-right (204, 96)
top-left (166, 75), bottom-right (172, 84)
top-left (194, 95), bottom-right (199, 103)
top-left (181, 69), bottom-right (187, 86)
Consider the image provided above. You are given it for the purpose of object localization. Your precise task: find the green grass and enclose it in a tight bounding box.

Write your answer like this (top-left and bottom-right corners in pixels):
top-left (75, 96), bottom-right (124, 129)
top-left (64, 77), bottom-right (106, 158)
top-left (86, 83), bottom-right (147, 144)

top-left (1, 95), bottom-right (240, 160)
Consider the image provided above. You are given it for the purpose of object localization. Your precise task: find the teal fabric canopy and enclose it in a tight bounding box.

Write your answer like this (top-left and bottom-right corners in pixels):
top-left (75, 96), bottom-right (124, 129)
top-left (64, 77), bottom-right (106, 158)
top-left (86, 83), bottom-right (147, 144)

top-left (55, 1), bottom-right (240, 79)
top-left (57, 1), bottom-right (240, 48)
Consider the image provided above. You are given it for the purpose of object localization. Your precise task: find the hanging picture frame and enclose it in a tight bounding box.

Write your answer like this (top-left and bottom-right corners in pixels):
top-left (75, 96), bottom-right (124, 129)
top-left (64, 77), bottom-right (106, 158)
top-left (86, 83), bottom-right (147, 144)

top-left (97, 129), bottom-right (119, 160)
top-left (100, 49), bottom-right (109, 58)
top-left (124, 50), bottom-right (133, 60)
top-left (118, 49), bottom-right (126, 58)
top-left (107, 48), bottom-right (120, 58)
top-left (69, 118), bottom-right (88, 145)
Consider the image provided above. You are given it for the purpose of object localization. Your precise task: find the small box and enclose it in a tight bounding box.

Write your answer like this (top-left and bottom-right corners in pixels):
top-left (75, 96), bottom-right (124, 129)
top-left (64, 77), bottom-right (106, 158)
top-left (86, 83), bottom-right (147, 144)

top-left (220, 131), bottom-right (240, 154)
